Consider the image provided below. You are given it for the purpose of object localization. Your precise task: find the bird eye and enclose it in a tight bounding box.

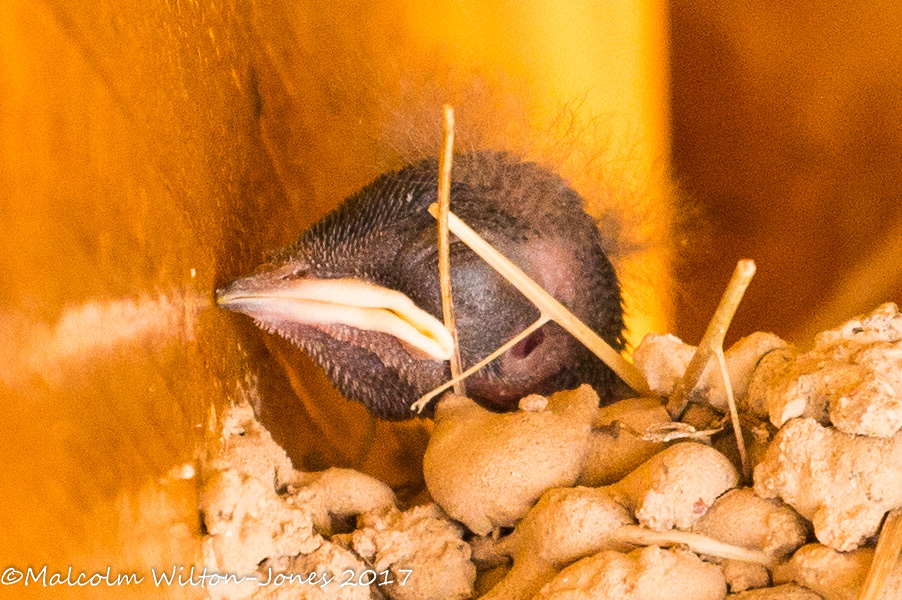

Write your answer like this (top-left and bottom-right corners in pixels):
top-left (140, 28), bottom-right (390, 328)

top-left (511, 328), bottom-right (545, 359)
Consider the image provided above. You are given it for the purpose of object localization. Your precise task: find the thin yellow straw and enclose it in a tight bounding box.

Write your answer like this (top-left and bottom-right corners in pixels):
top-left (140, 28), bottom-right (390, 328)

top-left (436, 105), bottom-right (465, 395)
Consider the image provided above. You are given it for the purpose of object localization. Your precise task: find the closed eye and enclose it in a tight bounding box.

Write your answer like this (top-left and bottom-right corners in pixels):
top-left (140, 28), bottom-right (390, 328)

top-left (510, 328), bottom-right (545, 359)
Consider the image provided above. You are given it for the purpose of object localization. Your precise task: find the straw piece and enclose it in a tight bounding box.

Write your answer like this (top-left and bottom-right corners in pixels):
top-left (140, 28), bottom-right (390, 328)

top-left (715, 347), bottom-right (750, 482)
top-left (436, 105), bottom-right (465, 395)
top-left (411, 315), bottom-right (551, 413)
top-left (610, 419), bottom-right (726, 443)
top-left (858, 509), bottom-right (902, 600)
top-left (427, 204), bottom-right (651, 396)
top-left (611, 525), bottom-right (777, 567)
top-left (667, 260), bottom-right (756, 419)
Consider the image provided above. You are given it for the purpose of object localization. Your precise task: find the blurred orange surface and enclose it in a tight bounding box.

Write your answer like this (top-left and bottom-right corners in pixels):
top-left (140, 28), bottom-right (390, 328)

top-left (0, 1), bottom-right (668, 597)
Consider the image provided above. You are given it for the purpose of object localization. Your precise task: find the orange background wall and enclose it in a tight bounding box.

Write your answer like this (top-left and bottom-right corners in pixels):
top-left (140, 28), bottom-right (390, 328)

top-left (671, 0), bottom-right (902, 344)
top-left (0, 1), bottom-right (667, 597)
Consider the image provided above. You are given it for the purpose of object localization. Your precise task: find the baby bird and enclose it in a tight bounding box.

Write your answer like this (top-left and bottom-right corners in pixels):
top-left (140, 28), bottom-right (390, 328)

top-left (217, 152), bottom-right (625, 420)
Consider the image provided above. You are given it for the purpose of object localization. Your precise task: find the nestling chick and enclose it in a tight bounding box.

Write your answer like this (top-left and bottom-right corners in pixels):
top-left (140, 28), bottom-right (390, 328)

top-left (217, 152), bottom-right (625, 419)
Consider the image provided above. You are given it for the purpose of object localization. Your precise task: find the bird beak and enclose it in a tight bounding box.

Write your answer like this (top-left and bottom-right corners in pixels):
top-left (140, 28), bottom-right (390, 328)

top-left (216, 268), bottom-right (454, 361)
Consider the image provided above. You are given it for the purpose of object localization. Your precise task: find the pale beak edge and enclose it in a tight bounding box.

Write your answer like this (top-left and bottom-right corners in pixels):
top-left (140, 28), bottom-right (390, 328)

top-left (217, 277), bottom-right (454, 361)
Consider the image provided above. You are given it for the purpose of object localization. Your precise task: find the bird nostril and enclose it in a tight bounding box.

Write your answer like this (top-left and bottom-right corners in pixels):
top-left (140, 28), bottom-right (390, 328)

top-left (510, 328), bottom-right (545, 359)
top-left (280, 267), bottom-right (309, 281)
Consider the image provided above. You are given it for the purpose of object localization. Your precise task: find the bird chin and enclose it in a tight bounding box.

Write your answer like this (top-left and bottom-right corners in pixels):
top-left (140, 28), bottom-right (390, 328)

top-left (252, 318), bottom-right (417, 367)
top-left (260, 318), bottom-right (443, 386)
top-left (305, 322), bottom-right (439, 365)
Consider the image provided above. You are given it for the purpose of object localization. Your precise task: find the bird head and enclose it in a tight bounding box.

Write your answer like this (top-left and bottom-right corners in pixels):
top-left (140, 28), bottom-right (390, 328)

top-left (217, 152), bottom-right (624, 419)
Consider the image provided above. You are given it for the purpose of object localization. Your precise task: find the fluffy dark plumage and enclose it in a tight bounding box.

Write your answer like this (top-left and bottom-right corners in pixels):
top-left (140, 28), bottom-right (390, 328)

top-left (219, 151), bottom-right (625, 419)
